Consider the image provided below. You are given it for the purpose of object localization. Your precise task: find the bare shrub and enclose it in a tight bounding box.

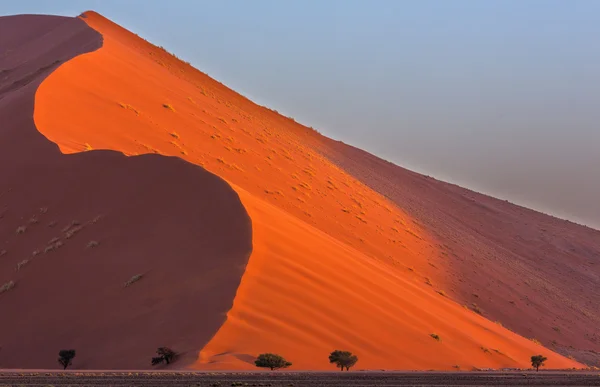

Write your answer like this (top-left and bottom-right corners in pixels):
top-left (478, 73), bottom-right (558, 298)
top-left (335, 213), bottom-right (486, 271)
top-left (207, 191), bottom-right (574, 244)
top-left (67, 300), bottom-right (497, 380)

top-left (1, 280), bottom-right (15, 294)
top-left (124, 274), bottom-right (143, 287)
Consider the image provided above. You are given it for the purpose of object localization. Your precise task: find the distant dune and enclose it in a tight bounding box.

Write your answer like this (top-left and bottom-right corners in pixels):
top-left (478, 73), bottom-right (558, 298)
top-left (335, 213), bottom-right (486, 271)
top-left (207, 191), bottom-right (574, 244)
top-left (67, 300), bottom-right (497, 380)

top-left (0, 11), bottom-right (597, 370)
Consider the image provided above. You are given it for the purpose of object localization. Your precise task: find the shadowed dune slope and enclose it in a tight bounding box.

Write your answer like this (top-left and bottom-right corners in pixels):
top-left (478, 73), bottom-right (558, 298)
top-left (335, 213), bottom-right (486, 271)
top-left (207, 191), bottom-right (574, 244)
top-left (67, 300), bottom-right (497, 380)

top-left (29, 11), bottom-right (585, 370)
top-left (319, 142), bottom-right (600, 366)
top-left (0, 15), bottom-right (252, 369)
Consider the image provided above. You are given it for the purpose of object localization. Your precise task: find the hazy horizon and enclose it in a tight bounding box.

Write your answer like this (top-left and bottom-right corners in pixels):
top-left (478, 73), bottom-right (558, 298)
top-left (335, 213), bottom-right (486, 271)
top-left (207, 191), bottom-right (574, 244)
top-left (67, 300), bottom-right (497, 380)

top-left (2, 0), bottom-right (599, 229)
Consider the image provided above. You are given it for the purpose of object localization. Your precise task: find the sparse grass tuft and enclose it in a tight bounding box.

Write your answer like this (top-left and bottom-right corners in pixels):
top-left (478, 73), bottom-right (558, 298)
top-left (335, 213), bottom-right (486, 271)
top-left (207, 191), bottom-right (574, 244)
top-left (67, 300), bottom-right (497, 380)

top-left (471, 303), bottom-right (482, 315)
top-left (87, 241), bottom-right (99, 249)
top-left (44, 240), bottom-right (63, 253)
top-left (118, 103), bottom-right (140, 115)
top-left (264, 189), bottom-right (284, 196)
top-left (530, 338), bottom-right (542, 345)
top-left (0, 280), bottom-right (15, 294)
top-left (163, 103), bottom-right (175, 111)
top-left (299, 182), bottom-right (312, 190)
top-left (48, 237), bottom-right (60, 245)
top-left (430, 333), bottom-right (441, 341)
top-left (355, 215), bottom-right (367, 224)
top-left (124, 274), bottom-right (143, 287)
top-left (0, 249), bottom-right (6, 257)
top-left (424, 277), bottom-right (433, 286)
top-left (16, 226), bottom-right (27, 234)
top-left (65, 226), bottom-right (83, 239)
top-left (480, 346), bottom-right (491, 354)
top-left (16, 259), bottom-right (29, 271)
top-left (437, 290), bottom-right (446, 297)
top-left (62, 220), bottom-right (80, 233)
top-left (169, 132), bottom-right (180, 139)
top-left (84, 143), bottom-right (93, 151)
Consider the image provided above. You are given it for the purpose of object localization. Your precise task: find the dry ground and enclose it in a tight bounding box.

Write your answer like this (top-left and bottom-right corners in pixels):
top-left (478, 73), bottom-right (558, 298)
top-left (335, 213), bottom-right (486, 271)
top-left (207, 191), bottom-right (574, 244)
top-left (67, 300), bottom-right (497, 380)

top-left (1, 371), bottom-right (600, 386)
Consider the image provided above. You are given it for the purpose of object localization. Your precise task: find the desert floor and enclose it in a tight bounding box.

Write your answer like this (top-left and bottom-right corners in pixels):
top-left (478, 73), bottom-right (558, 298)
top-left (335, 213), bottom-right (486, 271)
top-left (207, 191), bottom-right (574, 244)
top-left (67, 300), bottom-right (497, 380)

top-left (1, 370), bottom-right (600, 386)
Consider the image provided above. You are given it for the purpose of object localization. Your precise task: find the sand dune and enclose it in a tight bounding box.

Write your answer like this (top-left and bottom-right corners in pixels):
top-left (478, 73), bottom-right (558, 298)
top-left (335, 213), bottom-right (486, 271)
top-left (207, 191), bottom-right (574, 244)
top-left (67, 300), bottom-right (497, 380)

top-left (0, 15), bottom-right (252, 369)
top-left (24, 11), bottom-right (586, 370)
top-left (320, 142), bottom-right (600, 365)
top-left (196, 187), bottom-right (582, 370)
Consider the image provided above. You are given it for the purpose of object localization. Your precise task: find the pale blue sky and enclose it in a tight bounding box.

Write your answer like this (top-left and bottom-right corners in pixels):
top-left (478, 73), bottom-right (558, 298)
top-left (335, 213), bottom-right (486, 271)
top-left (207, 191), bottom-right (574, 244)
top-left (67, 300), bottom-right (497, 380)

top-left (2, 1), bottom-right (599, 228)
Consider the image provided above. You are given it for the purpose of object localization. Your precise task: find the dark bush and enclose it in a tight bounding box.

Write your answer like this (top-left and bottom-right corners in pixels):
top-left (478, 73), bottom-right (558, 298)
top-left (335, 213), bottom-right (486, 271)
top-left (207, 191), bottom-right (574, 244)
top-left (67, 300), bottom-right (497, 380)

top-left (254, 353), bottom-right (292, 370)
top-left (58, 349), bottom-right (76, 370)
top-left (151, 347), bottom-right (176, 366)
top-left (328, 350), bottom-right (358, 371)
top-left (531, 354), bottom-right (547, 371)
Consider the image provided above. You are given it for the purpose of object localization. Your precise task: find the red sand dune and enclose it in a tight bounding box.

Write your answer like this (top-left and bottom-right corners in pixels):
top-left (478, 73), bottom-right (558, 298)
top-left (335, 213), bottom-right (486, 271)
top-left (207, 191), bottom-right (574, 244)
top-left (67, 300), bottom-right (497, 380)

top-left (0, 15), bottom-right (252, 369)
top-left (319, 143), bottom-right (600, 365)
top-left (0, 10), bottom-right (596, 370)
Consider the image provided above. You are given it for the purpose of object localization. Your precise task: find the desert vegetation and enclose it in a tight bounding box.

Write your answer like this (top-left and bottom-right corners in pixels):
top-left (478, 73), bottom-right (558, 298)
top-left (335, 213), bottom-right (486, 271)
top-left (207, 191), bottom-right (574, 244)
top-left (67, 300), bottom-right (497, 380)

top-left (151, 347), bottom-right (176, 365)
top-left (328, 350), bottom-right (359, 371)
top-left (16, 259), bottom-right (29, 271)
top-left (118, 102), bottom-right (140, 115)
top-left (531, 354), bottom-right (547, 371)
top-left (87, 240), bottom-right (99, 248)
top-left (57, 349), bottom-right (76, 370)
top-left (124, 274), bottom-right (143, 287)
top-left (254, 353), bottom-right (292, 370)
top-left (0, 280), bottom-right (15, 294)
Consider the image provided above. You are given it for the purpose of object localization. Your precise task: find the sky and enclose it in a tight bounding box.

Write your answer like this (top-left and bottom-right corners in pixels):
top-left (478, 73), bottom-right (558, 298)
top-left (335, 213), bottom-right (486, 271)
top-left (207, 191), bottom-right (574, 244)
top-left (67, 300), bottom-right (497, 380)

top-left (2, 1), bottom-right (599, 229)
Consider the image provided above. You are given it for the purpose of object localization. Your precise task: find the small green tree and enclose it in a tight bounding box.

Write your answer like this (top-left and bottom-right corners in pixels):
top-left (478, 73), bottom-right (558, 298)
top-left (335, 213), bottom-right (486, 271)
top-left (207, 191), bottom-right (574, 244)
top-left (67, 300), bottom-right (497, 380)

top-left (254, 353), bottom-right (292, 370)
top-left (531, 355), bottom-right (547, 371)
top-left (58, 349), bottom-right (76, 370)
top-left (328, 350), bottom-right (359, 371)
top-left (151, 347), bottom-right (176, 366)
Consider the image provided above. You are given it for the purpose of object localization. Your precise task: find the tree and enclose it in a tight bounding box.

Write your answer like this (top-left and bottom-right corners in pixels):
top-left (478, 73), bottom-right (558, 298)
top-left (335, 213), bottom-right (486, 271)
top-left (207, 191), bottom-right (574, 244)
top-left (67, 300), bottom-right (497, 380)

top-left (531, 355), bottom-right (547, 371)
top-left (329, 350), bottom-right (359, 371)
top-left (151, 347), bottom-right (176, 366)
top-left (254, 353), bottom-right (292, 370)
top-left (58, 349), bottom-right (76, 370)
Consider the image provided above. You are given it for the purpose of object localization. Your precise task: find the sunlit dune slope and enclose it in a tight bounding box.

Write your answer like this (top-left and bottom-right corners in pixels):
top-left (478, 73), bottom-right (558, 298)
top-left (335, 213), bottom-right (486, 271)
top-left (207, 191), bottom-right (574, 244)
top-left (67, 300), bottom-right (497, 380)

top-left (196, 187), bottom-right (583, 370)
top-left (0, 15), bottom-right (252, 369)
top-left (29, 11), bottom-right (585, 370)
top-left (320, 138), bottom-right (600, 365)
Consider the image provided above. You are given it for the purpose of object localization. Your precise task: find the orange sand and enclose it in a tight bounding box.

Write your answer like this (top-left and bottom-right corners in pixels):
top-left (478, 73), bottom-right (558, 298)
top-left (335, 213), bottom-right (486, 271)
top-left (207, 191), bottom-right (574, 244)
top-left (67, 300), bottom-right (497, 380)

top-left (32, 11), bottom-right (582, 370)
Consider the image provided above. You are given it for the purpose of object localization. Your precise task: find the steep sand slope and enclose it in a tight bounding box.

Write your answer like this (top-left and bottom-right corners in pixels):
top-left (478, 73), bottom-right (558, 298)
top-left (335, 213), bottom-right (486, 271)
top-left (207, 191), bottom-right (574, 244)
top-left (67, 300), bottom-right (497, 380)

top-left (0, 15), bottom-right (252, 369)
top-left (32, 11), bottom-right (582, 370)
top-left (320, 142), bottom-right (600, 365)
